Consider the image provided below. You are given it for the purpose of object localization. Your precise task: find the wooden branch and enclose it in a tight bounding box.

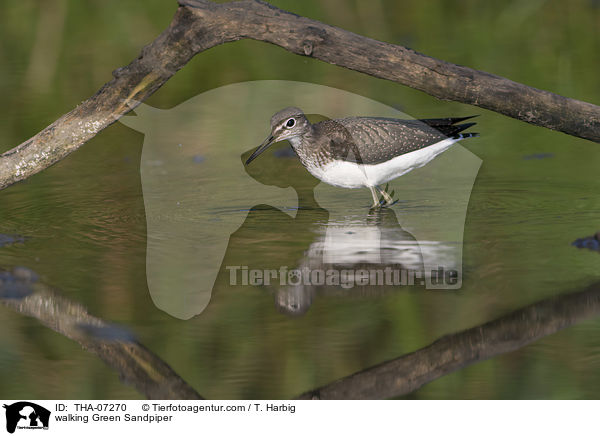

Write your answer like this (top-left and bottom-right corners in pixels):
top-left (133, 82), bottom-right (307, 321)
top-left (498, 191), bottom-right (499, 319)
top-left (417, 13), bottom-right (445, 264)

top-left (1, 0), bottom-right (598, 191)
top-left (0, 267), bottom-right (202, 400)
top-left (295, 282), bottom-right (600, 399)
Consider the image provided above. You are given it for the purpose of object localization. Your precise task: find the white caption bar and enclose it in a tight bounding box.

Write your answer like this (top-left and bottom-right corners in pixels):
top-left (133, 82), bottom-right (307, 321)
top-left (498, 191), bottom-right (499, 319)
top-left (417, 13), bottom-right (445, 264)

top-left (0, 400), bottom-right (596, 435)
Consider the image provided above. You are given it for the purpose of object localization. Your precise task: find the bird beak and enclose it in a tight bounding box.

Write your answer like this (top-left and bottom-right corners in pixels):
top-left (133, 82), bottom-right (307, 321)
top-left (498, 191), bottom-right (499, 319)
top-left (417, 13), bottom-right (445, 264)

top-left (245, 134), bottom-right (275, 165)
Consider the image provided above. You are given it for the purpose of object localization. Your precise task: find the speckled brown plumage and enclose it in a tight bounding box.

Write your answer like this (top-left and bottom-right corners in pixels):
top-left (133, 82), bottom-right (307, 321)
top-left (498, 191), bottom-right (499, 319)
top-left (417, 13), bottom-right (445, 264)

top-left (294, 116), bottom-right (477, 166)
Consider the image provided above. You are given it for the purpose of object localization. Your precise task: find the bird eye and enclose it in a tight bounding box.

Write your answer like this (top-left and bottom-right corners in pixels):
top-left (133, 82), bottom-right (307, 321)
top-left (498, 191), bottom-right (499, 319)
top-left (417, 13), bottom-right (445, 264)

top-left (286, 118), bottom-right (295, 128)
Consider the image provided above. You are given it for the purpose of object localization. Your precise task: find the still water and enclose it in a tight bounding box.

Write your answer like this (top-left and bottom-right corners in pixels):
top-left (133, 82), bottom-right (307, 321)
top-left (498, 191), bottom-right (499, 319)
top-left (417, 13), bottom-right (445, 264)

top-left (2, 104), bottom-right (600, 399)
top-left (1, 0), bottom-right (600, 400)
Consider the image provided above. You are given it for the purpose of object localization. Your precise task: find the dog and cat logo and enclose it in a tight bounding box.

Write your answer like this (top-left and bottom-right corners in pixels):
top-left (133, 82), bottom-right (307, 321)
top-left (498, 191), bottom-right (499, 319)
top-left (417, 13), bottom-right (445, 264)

top-left (3, 402), bottom-right (50, 433)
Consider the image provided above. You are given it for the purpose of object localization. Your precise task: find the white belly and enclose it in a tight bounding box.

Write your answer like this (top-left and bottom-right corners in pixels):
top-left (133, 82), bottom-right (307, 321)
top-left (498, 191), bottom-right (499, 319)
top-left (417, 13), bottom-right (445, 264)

top-left (309, 137), bottom-right (460, 188)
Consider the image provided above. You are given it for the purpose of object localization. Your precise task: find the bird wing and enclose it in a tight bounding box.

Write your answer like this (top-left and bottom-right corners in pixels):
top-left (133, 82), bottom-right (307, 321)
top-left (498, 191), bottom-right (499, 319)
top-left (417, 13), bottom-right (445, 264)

top-left (319, 117), bottom-right (466, 165)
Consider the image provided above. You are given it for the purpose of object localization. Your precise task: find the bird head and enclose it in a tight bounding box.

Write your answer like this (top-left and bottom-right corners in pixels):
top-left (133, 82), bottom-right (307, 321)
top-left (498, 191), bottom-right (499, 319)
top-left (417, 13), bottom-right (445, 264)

top-left (245, 107), bottom-right (311, 165)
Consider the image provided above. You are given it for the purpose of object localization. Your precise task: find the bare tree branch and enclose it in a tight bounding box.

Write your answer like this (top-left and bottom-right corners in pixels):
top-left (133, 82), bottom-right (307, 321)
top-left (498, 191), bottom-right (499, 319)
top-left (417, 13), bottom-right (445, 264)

top-left (295, 282), bottom-right (600, 399)
top-left (1, 0), bottom-right (598, 191)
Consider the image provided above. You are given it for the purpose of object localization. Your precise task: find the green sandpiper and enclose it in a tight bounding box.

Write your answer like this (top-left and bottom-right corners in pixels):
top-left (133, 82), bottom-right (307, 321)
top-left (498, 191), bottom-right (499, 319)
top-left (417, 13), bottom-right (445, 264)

top-left (245, 107), bottom-right (478, 208)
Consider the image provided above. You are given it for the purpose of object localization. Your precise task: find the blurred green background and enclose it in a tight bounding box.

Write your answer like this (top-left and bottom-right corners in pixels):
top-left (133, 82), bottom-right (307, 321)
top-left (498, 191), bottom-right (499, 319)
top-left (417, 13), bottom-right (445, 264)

top-left (0, 0), bottom-right (599, 399)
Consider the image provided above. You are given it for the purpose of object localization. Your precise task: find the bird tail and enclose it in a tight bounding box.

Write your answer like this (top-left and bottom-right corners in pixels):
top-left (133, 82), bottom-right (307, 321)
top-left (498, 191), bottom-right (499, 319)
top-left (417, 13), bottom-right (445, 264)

top-left (418, 115), bottom-right (479, 138)
top-left (452, 132), bottom-right (480, 140)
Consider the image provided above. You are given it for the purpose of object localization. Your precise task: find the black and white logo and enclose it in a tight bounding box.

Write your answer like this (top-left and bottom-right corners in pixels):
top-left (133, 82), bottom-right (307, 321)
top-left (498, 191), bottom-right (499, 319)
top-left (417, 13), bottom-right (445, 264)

top-left (3, 402), bottom-right (50, 434)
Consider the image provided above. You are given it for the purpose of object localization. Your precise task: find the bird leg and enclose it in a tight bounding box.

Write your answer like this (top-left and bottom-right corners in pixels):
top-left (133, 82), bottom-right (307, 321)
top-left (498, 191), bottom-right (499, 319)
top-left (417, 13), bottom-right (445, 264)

top-left (369, 186), bottom-right (381, 208)
top-left (375, 185), bottom-right (395, 206)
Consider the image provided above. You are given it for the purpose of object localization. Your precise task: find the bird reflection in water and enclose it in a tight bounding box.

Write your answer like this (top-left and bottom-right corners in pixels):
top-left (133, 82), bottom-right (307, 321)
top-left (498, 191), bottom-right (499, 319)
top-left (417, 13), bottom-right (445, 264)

top-left (274, 207), bottom-right (425, 316)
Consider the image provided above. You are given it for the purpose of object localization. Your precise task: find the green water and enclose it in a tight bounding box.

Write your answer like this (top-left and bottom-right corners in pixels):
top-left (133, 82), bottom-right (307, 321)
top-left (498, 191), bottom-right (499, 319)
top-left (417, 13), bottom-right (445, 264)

top-left (1, 0), bottom-right (599, 399)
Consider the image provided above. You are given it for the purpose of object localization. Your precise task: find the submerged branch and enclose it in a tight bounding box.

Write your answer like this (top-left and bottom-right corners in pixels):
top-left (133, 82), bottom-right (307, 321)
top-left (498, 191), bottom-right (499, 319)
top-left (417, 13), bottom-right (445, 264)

top-left (1, 0), bottom-right (598, 191)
